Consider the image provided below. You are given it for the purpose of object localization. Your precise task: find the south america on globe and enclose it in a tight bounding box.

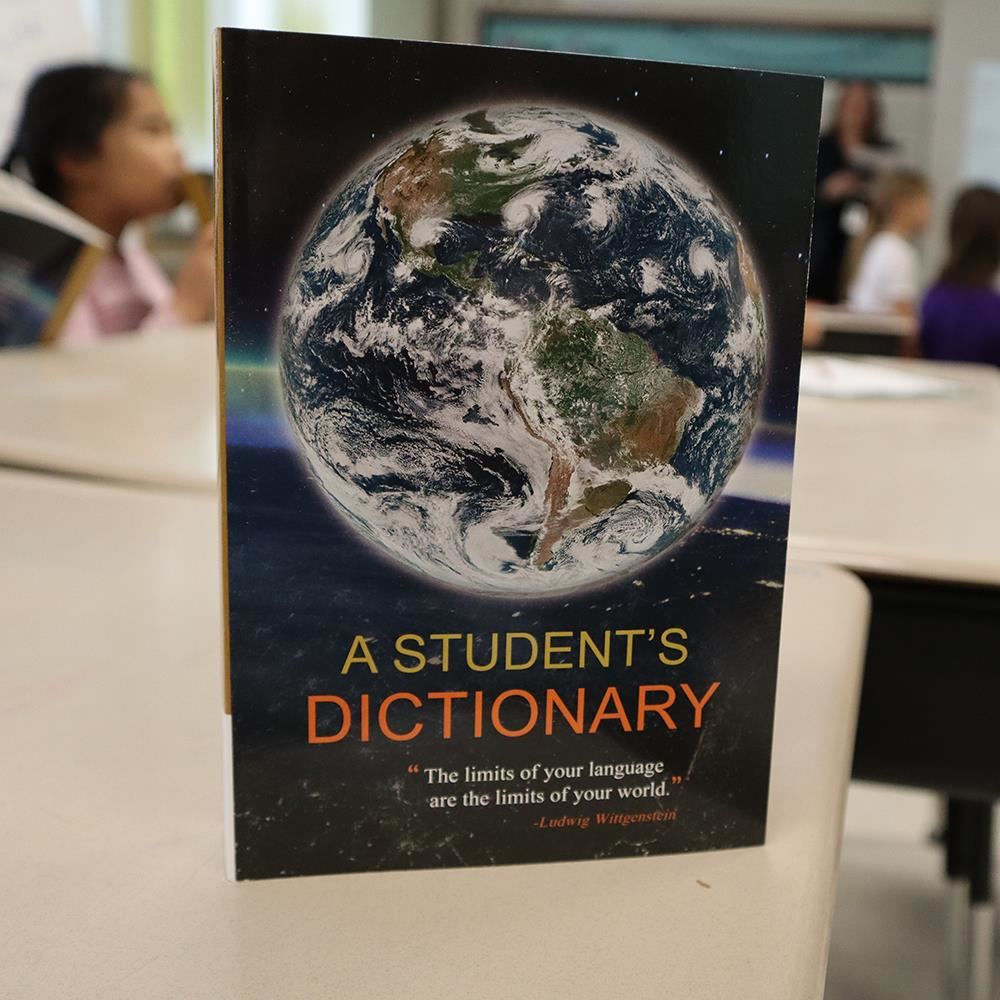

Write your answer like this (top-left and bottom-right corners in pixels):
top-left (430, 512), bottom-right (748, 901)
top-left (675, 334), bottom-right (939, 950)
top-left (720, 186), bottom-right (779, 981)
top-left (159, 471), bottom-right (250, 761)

top-left (280, 106), bottom-right (766, 593)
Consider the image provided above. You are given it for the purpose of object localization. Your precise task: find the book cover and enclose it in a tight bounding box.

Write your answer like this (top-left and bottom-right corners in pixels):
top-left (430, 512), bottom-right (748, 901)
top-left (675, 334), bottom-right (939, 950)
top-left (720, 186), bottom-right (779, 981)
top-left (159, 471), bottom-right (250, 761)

top-left (217, 28), bottom-right (822, 880)
top-left (0, 171), bottom-right (107, 346)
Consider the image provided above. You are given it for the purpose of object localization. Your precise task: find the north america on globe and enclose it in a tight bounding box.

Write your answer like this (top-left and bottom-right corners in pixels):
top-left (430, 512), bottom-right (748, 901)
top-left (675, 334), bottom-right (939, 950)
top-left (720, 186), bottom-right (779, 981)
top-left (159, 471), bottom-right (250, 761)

top-left (279, 105), bottom-right (766, 593)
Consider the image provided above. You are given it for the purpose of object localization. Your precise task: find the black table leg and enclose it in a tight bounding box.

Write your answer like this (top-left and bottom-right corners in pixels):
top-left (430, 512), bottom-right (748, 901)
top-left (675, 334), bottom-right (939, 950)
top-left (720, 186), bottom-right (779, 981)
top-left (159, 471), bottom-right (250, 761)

top-left (968, 802), bottom-right (994, 1000)
top-left (946, 799), bottom-right (972, 1000)
top-left (944, 798), bottom-right (995, 1000)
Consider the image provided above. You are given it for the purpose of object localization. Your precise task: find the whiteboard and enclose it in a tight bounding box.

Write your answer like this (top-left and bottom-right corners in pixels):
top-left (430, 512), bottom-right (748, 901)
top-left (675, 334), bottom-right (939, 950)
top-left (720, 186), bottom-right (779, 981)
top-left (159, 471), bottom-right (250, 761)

top-left (963, 61), bottom-right (1000, 189)
top-left (0, 0), bottom-right (97, 158)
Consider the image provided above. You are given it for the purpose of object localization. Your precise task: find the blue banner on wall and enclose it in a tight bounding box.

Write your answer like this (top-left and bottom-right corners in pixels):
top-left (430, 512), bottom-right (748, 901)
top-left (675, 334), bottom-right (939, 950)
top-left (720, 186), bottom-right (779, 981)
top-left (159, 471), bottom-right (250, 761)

top-left (482, 15), bottom-right (932, 84)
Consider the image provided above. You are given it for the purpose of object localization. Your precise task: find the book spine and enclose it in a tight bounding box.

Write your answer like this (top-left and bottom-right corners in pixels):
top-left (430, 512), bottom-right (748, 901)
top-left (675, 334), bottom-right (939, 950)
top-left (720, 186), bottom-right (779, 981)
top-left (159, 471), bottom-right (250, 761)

top-left (214, 27), bottom-right (237, 881)
top-left (222, 711), bottom-right (236, 881)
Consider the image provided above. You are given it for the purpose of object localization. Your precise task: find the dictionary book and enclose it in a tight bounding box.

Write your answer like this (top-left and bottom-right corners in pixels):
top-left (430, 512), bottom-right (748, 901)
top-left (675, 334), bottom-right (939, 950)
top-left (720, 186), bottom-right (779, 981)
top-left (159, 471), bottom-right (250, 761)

top-left (216, 28), bottom-right (822, 880)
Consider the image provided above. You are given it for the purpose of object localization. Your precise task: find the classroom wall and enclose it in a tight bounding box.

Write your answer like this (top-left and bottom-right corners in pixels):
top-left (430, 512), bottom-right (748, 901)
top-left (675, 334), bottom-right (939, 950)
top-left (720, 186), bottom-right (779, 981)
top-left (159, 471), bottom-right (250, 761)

top-left (0, 0), bottom-right (98, 155)
top-left (925, 0), bottom-right (1000, 278)
top-left (371, 0), bottom-right (441, 41)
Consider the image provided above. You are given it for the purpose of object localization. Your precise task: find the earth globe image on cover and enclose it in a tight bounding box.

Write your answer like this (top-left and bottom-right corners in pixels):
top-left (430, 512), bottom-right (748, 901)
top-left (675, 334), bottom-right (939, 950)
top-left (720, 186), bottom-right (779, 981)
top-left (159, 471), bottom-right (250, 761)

top-left (279, 106), bottom-right (766, 594)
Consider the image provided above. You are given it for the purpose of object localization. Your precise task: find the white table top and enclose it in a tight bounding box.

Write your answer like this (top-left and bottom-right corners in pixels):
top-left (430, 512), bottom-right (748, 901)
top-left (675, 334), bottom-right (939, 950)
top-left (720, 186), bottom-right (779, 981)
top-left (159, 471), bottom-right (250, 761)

top-left (0, 327), bottom-right (217, 491)
top-left (789, 354), bottom-right (1000, 586)
top-left (810, 304), bottom-right (912, 337)
top-left (0, 469), bottom-right (869, 1000)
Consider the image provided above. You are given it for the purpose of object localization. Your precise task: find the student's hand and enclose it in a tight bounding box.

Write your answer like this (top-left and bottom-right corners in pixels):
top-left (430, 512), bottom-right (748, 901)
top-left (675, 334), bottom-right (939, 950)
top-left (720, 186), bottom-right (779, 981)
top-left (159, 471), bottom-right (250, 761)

top-left (820, 169), bottom-right (863, 202)
top-left (173, 223), bottom-right (216, 323)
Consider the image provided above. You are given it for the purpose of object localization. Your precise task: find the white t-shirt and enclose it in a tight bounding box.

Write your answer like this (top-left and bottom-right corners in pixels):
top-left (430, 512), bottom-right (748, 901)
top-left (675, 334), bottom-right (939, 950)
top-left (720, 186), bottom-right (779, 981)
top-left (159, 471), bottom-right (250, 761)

top-left (847, 231), bottom-right (919, 313)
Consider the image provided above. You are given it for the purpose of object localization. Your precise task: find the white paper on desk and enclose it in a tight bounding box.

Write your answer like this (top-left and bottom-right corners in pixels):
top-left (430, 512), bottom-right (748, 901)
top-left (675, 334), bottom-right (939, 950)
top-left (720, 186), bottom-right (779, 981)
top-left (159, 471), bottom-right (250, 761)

top-left (799, 357), bottom-right (965, 399)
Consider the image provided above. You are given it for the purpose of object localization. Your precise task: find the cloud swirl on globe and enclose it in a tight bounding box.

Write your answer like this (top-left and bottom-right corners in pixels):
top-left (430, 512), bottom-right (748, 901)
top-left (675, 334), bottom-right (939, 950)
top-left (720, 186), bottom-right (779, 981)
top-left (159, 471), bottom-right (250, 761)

top-left (279, 106), bottom-right (766, 593)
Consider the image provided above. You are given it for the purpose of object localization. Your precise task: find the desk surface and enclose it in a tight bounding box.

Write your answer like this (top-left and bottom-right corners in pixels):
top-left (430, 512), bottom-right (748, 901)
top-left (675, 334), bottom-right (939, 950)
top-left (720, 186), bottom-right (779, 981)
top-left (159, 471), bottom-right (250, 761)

top-left (0, 327), bottom-right (217, 491)
top-left (810, 304), bottom-right (912, 337)
top-left (789, 355), bottom-right (1000, 586)
top-left (0, 469), bottom-right (868, 1000)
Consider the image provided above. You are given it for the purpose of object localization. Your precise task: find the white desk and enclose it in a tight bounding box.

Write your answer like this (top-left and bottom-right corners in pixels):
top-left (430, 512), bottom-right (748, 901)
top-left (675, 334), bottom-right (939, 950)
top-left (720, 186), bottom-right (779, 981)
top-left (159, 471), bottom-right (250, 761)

top-left (810, 305), bottom-right (912, 338)
top-left (0, 469), bottom-right (869, 1000)
top-left (789, 355), bottom-right (1000, 586)
top-left (0, 327), bottom-right (217, 491)
top-left (806, 304), bottom-right (912, 357)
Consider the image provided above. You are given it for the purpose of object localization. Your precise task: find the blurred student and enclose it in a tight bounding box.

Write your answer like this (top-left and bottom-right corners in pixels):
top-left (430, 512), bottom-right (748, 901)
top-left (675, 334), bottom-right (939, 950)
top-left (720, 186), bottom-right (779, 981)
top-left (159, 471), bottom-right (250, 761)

top-left (2, 64), bottom-right (214, 343)
top-left (809, 81), bottom-right (895, 303)
top-left (921, 186), bottom-right (1000, 367)
top-left (844, 169), bottom-right (930, 316)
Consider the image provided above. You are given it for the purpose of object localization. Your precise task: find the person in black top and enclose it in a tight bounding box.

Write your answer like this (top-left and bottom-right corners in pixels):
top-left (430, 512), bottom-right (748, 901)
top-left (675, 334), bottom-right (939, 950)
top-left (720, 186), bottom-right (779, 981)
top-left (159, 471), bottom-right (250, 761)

top-left (808, 80), bottom-right (895, 303)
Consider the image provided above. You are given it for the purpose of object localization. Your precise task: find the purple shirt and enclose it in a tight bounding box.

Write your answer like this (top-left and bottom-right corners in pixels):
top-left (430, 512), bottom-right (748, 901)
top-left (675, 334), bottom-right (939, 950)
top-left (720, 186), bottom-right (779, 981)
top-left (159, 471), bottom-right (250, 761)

top-left (920, 283), bottom-right (1000, 367)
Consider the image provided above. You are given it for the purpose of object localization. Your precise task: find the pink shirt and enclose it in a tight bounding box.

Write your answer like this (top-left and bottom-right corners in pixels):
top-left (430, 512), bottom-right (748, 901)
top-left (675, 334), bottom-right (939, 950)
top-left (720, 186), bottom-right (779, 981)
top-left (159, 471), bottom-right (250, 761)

top-left (60, 238), bottom-right (179, 344)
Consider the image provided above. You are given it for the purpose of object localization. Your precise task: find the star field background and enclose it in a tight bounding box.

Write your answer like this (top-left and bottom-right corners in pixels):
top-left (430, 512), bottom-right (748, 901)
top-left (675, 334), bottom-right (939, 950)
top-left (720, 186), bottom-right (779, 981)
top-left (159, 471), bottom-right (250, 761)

top-left (218, 28), bottom-right (822, 880)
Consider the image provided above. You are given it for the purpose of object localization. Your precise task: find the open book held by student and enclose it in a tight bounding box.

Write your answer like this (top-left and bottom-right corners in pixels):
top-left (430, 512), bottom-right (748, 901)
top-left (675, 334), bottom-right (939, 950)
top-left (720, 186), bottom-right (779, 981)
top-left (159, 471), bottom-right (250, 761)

top-left (0, 170), bottom-right (109, 346)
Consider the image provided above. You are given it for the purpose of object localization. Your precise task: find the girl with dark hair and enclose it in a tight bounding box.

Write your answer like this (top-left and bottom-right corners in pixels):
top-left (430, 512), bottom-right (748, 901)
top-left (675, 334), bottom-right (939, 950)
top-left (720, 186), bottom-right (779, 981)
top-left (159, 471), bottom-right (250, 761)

top-left (3, 63), bottom-right (214, 341)
top-left (920, 187), bottom-right (1000, 366)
